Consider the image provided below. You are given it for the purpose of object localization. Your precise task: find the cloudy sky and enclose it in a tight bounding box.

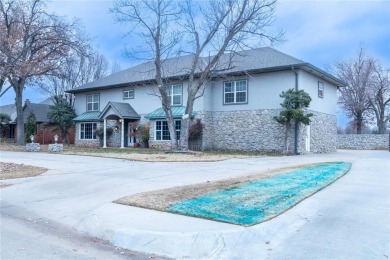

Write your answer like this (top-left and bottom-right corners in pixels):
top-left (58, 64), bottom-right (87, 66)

top-left (1, 0), bottom-right (389, 105)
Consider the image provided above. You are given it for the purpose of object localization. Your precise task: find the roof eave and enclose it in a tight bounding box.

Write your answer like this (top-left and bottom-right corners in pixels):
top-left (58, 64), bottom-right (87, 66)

top-left (298, 63), bottom-right (347, 87)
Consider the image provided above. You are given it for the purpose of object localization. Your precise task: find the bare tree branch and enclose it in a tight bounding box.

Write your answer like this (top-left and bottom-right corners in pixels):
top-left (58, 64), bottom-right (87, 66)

top-left (0, 0), bottom-right (89, 145)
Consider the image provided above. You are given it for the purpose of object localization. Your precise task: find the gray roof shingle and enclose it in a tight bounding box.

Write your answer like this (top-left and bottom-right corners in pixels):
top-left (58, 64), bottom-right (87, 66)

top-left (23, 103), bottom-right (51, 123)
top-left (67, 47), bottom-right (345, 93)
top-left (0, 104), bottom-right (17, 121)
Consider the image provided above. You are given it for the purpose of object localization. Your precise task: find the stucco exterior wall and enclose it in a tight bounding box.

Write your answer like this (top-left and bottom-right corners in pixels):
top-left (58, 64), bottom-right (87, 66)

top-left (73, 82), bottom-right (203, 116)
top-left (204, 71), bottom-right (295, 112)
top-left (299, 70), bottom-right (338, 115)
top-left (337, 134), bottom-right (389, 150)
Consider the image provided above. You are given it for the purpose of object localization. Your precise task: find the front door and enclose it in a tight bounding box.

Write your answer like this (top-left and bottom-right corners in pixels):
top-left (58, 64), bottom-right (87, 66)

top-left (128, 122), bottom-right (136, 146)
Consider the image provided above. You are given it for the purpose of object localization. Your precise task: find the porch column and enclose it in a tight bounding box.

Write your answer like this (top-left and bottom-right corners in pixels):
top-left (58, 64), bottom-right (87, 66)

top-left (120, 118), bottom-right (124, 148)
top-left (103, 119), bottom-right (107, 148)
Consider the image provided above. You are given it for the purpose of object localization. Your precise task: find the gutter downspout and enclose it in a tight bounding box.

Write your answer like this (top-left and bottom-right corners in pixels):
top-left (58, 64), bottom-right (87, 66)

top-left (292, 66), bottom-right (299, 155)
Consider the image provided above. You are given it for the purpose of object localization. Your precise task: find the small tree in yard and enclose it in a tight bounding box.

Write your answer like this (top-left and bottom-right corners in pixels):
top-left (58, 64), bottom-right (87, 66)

top-left (274, 89), bottom-right (312, 155)
top-left (25, 112), bottom-right (37, 143)
top-left (47, 98), bottom-right (76, 144)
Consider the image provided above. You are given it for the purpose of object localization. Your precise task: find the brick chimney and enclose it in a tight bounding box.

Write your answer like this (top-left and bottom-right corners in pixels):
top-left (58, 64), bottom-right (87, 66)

top-left (24, 99), bottom-right (31, 105)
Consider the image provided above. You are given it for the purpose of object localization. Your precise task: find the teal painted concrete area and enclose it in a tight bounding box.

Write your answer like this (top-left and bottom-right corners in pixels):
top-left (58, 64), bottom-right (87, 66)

top-left (168, 162), bottom-right (352, 226)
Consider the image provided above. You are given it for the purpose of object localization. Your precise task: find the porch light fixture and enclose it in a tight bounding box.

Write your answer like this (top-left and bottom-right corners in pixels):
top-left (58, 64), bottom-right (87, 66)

top-left (114, 125), bottom-right (119, 132)
top-left (118, 118), bottom-right (122, 123)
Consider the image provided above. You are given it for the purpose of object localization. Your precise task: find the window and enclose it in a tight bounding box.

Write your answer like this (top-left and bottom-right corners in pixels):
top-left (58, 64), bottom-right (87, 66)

top-left (123, 89), bottom-right (134, 99)
top-left (80, 123), bottom-right (97, 140)
top-left (155, 120), bottom-right (181, 141)
top-left (167, 84), bottom-right (182, 106)
top-left (318, 81), bottom-right (324, 98)
top-left (86, 94), bottom-right (99, 111)
top-left (224, 80), bottom-right (247, 104)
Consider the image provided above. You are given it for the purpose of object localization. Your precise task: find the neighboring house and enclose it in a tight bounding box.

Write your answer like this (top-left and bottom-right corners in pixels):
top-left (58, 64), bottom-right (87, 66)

top-left (67, 47), bottom-right (346, 153)
top-left (0, 103), bottom-right (17, 139)
top-left (0, 99), bottom-right (75, 144)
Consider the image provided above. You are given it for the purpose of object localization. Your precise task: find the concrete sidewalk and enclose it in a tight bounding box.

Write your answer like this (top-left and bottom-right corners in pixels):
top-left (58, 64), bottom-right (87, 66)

top-left (1, 150), bottom-right (389, 259)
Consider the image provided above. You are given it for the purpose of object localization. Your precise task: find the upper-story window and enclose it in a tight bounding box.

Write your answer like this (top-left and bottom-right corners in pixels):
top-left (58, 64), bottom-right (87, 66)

top-left (167, 84), bottom-right (182, 106)
top-left (318, 81), bottom-right (324, 98)
top-left (224, 80), bottom-right (248, 104)
top-left (123, 88), bottom-right (134, 99)
top-left (86, 94), bottom-right (99, 111)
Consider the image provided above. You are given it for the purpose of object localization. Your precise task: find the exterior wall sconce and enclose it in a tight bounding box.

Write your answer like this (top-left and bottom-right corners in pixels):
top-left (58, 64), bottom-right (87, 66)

top-left (118, 118), bottom-right (122, 123)
top-left (114, 126), bottom-right (119, 132)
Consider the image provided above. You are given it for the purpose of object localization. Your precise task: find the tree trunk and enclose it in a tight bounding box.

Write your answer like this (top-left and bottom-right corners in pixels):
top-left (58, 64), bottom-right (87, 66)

top-left (13, 80), bottom-right (25, 145)
top-left (167, 114), bottom-right (177, 150)
top-left (180, 91), bottom-right (195, 151)
top-left (377, 109), bottom-right (386, 134)
top-left (377, 118), bottom-right (385, 134)
top-left (61, 130), bottom-right (67, 144)
top-left (356, 114), bottom-right (363, 134)
top-left (180, 116), bottom-right (191, 151)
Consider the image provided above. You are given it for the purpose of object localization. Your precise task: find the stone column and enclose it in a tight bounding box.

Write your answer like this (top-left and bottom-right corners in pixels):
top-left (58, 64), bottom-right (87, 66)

top-left (103, 119), bottom-right (107, 148)
top-left (120, 118), bottom-right (124, 148)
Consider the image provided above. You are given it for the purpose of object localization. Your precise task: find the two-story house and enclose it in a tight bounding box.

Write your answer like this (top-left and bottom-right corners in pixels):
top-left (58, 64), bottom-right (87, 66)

top-left (67, 47), bottom-right (346, 154)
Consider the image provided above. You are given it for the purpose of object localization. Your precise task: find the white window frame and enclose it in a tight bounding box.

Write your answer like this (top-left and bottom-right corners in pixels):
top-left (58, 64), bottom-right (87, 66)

top-left (318, 81), bottom-right (324, 98)
top-left (86, 94), bottom-right (99, 111)
top-left (155, 120), bottom-right (181, 141)
top-left (123, 88), bottom-right (134, 99)
top-left (167, 84), bottom-right (182, 106)
top-left (79, 122), bottom-right (97, 140)
top-left (223, 80), bottom-right (248, 104)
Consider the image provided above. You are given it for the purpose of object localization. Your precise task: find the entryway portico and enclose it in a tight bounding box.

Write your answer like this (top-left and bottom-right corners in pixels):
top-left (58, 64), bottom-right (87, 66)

top-left (99, 102), bottom-right (140, 148)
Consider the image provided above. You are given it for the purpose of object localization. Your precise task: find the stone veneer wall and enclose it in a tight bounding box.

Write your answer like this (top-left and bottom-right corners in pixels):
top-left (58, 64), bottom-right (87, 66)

top-left (199, 109), bottom-right (336, 154)
top-left (337, 134), bottom-right (389, 150)
top-left (200, 109), bottom-right (295, 153)
top-left (106, 120), bottom-right (121, 147)
top-left (308, 111), bottom-right (337, 153)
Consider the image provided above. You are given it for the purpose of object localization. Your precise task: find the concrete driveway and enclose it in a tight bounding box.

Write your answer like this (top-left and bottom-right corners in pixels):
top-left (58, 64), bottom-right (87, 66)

top-left (1, 150), bottom-right (389, 259)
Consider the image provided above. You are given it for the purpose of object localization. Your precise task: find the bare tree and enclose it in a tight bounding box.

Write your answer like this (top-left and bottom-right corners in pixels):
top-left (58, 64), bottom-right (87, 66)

top-left (335, 48), bottom-right (374, 134)
top-left (112, 0), bottom-right (282, 150)
top-left (110, 60), bottom-right (124, 74)
top-left (178, 0), bottom-right (282, 150)
top-left (39, 51), bottom-right (109, 107)
top-left (368, 63), bottom-right (389, 134)
top-left (111, 0), bottom-right (183, 149)
top-left (0, 0), bottom-right (87, 145)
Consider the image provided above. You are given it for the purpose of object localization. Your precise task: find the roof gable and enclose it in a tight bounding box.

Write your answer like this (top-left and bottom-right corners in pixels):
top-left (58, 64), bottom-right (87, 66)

top-left (23, 103), bottom-right (51, 123)
top-left (99, 102), bottom-right (140, 120)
